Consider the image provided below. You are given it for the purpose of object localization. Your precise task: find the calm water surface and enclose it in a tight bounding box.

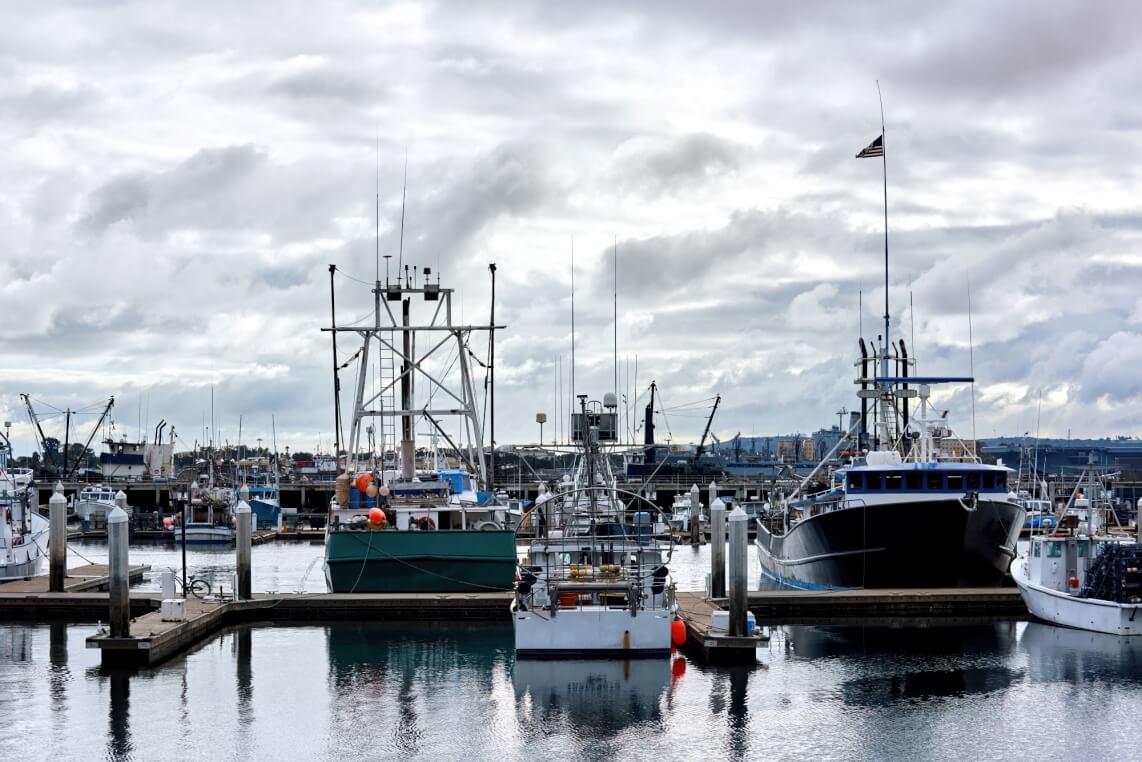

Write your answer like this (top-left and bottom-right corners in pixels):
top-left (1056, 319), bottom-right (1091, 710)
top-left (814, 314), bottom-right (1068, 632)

top-left (1, 540), bottom-right (1130, 760)
top-left (1, 620), bottom-right (1139, 761)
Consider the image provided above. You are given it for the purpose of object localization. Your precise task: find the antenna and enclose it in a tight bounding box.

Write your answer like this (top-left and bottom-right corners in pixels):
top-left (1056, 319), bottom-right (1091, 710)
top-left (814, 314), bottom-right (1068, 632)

top-left (570, 236), bottom-right (576, 406)
top-left (397, 147), bottom-right (408, 275)
top-left (967, 272), bottom-right (977, 455)
top-left (381, 131), bottom-right (385, 285)
top-left (613, 234), bottom-right (618, 399)
top-left (909, 289), bottom-right (917, 375)
top-left (877, 80), bottom-right (889, 379)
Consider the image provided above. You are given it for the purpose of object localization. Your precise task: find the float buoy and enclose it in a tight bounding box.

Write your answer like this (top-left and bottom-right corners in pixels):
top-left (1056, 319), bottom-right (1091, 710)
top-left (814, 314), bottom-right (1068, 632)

top-left (671, 618), bottom-right (687, 647)
top-left (354, 473), bottom-right (372, 493)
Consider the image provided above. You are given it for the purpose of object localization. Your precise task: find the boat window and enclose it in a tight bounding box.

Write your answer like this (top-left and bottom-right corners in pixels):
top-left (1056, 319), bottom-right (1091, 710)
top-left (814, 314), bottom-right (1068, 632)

top-left (848, 473), bottom-right (865, 491)
top-left (1046, 543), bottom-right (1062, 558)
top-left (982, 471), bottom-right (995, 489)
top-left (965, 472), bottom-right (981, 490)
top-left (883, 474), bottom-right (903, 490)
top-left (1032, 542), bottom-right (1040, 557)
top-left (926, 472), bottom-right (944, 490)
top-left (866, 472), bottom-right (882, 491)
top-left (996, 472), bottom-right (1007, 490)
top-left (1078, 543), bottom-right (1088, 558)
top-left (946, 473), bottom-right (963, 491)
top-left (906, 472), bottom-right (922, 490)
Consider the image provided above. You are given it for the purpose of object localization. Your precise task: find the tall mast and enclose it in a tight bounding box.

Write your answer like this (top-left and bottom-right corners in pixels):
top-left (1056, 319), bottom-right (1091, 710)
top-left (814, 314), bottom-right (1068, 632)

top-left (400, 296), bottom-right (414, 480)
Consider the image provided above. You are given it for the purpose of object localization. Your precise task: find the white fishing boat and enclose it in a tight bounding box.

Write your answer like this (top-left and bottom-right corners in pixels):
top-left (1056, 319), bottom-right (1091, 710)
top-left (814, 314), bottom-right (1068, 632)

top-left (0, 443), bottom-right (48, 580)
top-left (668, 488), bottom-right (705, 533)
top-left (176, 482), bottom-right (235, 546)
top-left (1011, 462), bottom-right (1141, 636)
top-left (73, 485), bottom-right (120, 522)
top-left (512, 394), bottom-right (676, 658)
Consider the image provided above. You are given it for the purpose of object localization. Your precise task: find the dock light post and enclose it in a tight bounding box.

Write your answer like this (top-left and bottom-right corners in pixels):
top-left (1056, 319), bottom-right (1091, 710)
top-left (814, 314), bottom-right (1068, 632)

top-left (49, 482), bottom-right (67, 592)
top-left (536, 412), bottom-right (546, 447)
top-left (108, 506), bottom-right (130, 638)
top-left (235, 500), bottom-right (252, 600)
top-left (710, 496), bottom-right (726, 599)
top-left (728, 505), bottom-right (749, 636)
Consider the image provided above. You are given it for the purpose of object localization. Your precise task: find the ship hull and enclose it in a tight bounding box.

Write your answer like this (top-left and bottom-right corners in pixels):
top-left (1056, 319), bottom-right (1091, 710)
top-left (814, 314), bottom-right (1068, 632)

top-left (324, 529), bottom-right (518, 593)
top-left (756, 498), bottom-right (1025, 589)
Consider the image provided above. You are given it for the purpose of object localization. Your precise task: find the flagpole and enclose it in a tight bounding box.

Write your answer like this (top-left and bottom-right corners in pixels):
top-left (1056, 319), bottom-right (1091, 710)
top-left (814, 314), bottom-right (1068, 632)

top-left (877, 80), bottom-right (889, 382)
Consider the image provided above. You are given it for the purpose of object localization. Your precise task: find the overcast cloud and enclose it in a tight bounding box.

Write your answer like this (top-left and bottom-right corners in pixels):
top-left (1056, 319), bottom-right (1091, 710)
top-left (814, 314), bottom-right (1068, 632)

top-left (4, 0), bottom-right (1142, 457)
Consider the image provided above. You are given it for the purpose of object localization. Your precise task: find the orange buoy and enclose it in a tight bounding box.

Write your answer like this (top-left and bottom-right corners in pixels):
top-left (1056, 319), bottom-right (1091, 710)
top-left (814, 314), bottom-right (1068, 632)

top-left (355, 473), bottom-right (373, 494)
top-left (367, 507), bottom-right (387, 529)
top-left (671, 618), bottom-right (687, 647)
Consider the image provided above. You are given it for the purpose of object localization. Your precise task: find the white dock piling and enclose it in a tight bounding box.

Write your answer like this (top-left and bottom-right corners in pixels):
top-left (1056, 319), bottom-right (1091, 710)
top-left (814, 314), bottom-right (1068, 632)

top-left (49, 483), bottom-right (67, 592)
top-left (235, 500), bottom-right (252, 600)
top-left (689, 483), bottom-right (701, 545)
top-left (108, 506), bottom-right (130, 637)
top-left (710, 496), bottom-right (726, 599)
top-left (728, 505), bottom-right (748, 636)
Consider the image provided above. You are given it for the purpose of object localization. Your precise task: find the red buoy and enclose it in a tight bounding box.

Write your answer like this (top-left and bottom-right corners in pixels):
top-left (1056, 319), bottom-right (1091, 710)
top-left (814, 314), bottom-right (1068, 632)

top-left (671, 618), bottom-right (687, 647)
top-left (1068, 576), bottom-right (1080, 590)
top-left (355, 473), bottom-right (373, 494)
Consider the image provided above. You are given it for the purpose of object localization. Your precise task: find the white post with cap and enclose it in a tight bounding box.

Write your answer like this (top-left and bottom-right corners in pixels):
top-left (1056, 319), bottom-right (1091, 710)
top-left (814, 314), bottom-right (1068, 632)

top-left (49, 482), bottom-right (67, 592)
top-left (728, 504), bottom-right (749, 637)
top-left (235, 500), bottom-right (252, 600)
top-left (108, 506), bottom-right (130, 637)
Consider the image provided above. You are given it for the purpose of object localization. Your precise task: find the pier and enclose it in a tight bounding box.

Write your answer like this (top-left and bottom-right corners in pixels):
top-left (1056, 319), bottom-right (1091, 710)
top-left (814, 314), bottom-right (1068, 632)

top-left (0, 583), bottom-right (1029, 666)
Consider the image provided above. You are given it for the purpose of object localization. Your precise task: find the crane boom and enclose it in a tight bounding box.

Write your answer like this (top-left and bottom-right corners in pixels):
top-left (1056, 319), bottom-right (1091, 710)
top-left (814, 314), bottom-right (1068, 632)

top-left (20, 393), bottom-right (53, 469)
top-left (67, 396), bottom-right (114, 480)
top-left (695, 394), bottom-right (721, 458)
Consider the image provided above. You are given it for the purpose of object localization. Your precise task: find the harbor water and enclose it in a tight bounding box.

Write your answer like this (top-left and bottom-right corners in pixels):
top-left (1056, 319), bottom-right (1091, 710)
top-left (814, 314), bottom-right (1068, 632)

top-left (2, 617), bottom-right (1140, 761)
top-left (2, 541), bottom-right (1139, 759)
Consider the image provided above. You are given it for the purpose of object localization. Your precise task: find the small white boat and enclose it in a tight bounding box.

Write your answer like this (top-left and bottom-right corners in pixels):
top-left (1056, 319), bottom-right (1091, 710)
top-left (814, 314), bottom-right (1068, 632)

top-left (1, 446), bottom-right (48, 580)
top-left (668, 490), bottom-right (705, 533)
top-left (73, 485), bottom-right (120, 522)
top-left (178, 522), bottom-right (235, 545)
top-left (513, 394), bottom-right (676, 658)
top-left (1012, 535), bottom-right (1141, 636)
top-left (1012, 461), bottom-right (1141, 636)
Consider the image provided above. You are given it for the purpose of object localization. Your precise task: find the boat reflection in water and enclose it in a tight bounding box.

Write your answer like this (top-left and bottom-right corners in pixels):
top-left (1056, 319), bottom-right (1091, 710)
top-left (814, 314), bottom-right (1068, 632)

top-left (1020, 622), bottom-right (1142, 685)
top-left (785, 623), bottom-right (1023, 706)
top-left (512, 659), bottom-right (670, 736)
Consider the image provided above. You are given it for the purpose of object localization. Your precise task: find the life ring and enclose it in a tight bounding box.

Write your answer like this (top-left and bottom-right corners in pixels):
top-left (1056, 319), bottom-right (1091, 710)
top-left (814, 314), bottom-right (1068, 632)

top-left (417, 516), bottom-right (436, 531)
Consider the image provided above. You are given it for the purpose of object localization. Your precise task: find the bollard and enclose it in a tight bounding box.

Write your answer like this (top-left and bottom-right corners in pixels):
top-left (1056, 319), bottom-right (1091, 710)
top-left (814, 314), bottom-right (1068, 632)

top-left (728, 505), bottom-right (748, 637)
top-left (689, 484), bottom-right (701, 545)
top-left (114, 490), bottom-right (128, 511)
top-left (108, 506), bottom-right (130, 638)
top-left (235, 500), bottom-right (252, 600)
top-left (710, 497), bottom-right (726, 599)
top-left (49, 484), bottom-right (67, 592)
top-left (161, 570), bottom-right (176, 599)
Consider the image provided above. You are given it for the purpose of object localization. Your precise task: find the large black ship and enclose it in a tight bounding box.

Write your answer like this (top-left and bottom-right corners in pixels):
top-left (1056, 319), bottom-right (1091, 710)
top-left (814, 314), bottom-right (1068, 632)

top-left (756, 376), bottom-right (1025, 590)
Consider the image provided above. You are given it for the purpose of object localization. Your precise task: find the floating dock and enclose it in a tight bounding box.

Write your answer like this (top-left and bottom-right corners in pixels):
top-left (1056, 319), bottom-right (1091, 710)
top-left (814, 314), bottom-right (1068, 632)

top-left (0, 583), bottom-right (1029, 667)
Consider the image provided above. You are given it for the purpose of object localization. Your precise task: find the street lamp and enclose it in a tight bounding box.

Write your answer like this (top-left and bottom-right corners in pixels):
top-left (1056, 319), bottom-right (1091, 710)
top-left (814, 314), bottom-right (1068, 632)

top-left (536, 412), bottom-right (547, 447)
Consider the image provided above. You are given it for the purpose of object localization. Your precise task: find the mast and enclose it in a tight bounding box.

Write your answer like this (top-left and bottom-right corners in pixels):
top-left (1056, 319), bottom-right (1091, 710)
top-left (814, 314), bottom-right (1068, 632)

top-left (488, 262), bottom-right (497, 489)
top-left (328, 265), bottom-right (343, 470)
top-left (400, 295), bottom-right (414, 480)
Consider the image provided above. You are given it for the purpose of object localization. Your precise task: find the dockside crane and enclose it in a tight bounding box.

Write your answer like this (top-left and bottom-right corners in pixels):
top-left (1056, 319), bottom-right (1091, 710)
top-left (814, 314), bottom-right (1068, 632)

top-left (20, 393), bottom-right (53, 470)
top-left (694, 394), bottom-right (722, 459)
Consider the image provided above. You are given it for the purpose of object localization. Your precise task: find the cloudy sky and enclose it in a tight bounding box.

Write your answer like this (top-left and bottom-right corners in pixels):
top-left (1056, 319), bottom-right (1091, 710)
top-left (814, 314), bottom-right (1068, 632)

top-left (4, 0), bottom-right (1142, 458)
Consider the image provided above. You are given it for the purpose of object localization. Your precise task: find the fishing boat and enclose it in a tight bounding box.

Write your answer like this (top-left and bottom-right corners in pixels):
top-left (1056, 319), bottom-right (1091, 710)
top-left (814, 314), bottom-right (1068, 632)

top-left (1011, 463), bottom-right (1141, 635)
top-left (73, 485), bottom-right (120, 524)
top-left (757, 130), bottom-right (1024, 589)
top-left (757, 363), bottom-right (1025, 590)
top-left (0, 441), bottom-right (48, 580)
top-left (512, 394), bottom-right (676, 657)
top-left (176, 482), bottom-right (236, 545)
top-left (322, 265), bottom-right (517, 594)
top-left (668, 487), bottom-right (704, 533)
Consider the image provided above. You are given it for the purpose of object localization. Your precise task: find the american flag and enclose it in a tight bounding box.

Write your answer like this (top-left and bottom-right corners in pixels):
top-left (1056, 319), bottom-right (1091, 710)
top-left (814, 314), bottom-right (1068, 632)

top-left (856, 134), bottom-right (884, 158)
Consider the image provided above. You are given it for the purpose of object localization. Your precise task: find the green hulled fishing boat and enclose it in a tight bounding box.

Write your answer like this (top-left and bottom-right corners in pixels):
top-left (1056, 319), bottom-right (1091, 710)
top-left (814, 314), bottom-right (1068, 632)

top-left (322, 263), bottom-right (517, 594)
